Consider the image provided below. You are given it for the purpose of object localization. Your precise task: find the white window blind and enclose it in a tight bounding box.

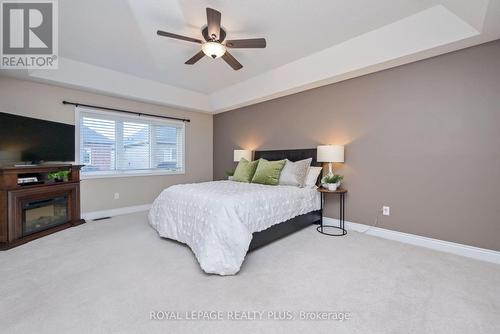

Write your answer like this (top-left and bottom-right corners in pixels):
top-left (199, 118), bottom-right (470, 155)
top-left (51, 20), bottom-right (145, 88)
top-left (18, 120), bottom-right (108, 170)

top-left (76, 107), bottom-right (185, 177)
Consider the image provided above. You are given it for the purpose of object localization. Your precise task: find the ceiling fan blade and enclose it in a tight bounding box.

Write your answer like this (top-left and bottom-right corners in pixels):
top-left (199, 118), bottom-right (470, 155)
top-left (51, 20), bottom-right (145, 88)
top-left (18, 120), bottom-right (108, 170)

top-left (226, 38), bottom-right (266, 48)
top-left (206, 8), bottom-right (221, 40)
top-left (157, 30), bottom-right (202, 44)
top-left (222, 51), bottom-right (243, 71)
top-left (185, 50), bottom-right (205, 65)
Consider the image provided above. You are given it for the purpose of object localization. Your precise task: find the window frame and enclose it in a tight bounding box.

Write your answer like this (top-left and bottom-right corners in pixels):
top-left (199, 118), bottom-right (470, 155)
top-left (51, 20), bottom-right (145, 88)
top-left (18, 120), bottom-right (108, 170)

top-left (75, 107), bottom-right (186, 179)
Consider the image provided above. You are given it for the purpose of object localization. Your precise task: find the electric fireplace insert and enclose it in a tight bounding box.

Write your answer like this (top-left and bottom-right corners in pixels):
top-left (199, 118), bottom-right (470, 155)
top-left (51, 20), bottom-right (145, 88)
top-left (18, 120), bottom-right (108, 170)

top-left (22, 196), bottom-right (69, 236)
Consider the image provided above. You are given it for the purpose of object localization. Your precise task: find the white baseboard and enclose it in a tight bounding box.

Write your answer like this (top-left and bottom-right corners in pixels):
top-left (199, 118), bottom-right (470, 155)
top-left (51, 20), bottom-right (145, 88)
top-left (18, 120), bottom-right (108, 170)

top-left (82, 204), bottom-right (151, 221)
top-left (323, 217), bottom-right (500, 265)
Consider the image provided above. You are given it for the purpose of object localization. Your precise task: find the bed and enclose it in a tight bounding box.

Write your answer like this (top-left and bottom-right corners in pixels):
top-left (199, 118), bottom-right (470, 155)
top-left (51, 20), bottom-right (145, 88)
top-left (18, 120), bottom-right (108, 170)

top-left (148, 149), bottom-right (322, 275)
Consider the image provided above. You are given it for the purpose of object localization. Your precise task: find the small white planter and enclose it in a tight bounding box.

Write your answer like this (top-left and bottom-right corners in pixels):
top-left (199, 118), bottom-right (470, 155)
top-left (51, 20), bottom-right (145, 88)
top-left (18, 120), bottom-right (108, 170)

top-left (228, 176), bottom-right (234, 181)
top-left (323, 183), bottom-right (338, 191)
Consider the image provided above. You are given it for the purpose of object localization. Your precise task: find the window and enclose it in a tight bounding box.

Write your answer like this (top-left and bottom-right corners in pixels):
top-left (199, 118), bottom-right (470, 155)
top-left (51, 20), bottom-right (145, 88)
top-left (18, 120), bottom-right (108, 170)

top-left (76, 107), bottom-right (185, 177)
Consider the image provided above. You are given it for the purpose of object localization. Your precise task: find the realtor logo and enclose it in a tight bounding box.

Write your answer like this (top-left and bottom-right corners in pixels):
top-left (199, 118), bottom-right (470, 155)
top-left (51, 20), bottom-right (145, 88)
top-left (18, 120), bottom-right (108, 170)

top-left (1, 0), bottom-right (58, 69)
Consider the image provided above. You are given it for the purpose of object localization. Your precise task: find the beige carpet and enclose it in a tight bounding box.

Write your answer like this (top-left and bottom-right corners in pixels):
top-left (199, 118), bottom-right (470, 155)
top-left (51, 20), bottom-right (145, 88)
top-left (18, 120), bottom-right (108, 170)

top-left (1, 211), bottom-right (499, 334)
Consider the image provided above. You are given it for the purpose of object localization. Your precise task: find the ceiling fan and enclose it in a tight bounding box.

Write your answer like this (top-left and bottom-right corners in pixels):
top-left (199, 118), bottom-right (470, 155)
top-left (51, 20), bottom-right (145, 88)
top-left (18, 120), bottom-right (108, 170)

top-left (157, 7), bottom-right (266, 71)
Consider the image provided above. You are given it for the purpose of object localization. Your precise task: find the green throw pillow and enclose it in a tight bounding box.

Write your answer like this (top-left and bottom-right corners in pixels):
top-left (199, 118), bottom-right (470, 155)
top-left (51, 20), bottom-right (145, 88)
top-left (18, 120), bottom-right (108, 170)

top-left (251, 159), bottom-right (286, 185)
top-left (233, 158), bottom-right (259, 183)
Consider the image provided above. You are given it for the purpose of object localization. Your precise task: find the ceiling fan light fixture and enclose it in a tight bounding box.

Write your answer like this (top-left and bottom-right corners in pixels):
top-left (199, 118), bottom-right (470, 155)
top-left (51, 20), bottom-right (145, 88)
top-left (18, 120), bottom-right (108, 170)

top-left (202, 41), bottom-right (226, 59)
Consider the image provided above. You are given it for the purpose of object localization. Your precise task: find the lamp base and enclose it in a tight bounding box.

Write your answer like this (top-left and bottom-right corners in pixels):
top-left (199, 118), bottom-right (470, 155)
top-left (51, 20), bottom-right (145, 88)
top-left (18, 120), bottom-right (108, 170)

top-left (327, 162), bottom-right (334, 177)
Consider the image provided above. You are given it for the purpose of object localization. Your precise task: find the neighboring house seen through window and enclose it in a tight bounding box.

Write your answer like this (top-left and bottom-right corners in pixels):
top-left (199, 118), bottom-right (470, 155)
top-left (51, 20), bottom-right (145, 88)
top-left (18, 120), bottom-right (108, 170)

top-left (76, 107), bottom-right (185, 177)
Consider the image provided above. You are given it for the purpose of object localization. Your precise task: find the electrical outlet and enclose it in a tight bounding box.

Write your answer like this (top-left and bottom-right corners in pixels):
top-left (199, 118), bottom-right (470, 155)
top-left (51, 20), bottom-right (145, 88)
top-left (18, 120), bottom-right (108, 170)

top-left (382, 206), bottom-right (390, 216)
top-left (114, 193), bottom-right (120, 200)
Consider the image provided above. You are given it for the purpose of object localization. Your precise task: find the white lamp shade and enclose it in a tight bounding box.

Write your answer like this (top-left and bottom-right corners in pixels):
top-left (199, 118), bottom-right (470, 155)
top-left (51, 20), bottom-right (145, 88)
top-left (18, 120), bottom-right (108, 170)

top-left (317, 145), bottom-right (344, 163)
top-left (234, 149), bottom-right (252, 162)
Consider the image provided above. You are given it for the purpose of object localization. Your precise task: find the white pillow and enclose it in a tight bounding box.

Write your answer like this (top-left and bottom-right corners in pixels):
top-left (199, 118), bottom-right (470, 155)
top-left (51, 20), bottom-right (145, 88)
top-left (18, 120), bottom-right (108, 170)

top-left (303, 166), bottom-right (323, 188)
top-left (278, 158), bottom-right (312, 187)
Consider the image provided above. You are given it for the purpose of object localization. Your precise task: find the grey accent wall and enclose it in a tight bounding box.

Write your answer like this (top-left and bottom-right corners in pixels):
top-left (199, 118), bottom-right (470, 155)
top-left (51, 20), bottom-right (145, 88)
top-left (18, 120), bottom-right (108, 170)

top-left (214, 40), bottom-right (500, 251)
top-left (0, 77), bottom-right (213, 213)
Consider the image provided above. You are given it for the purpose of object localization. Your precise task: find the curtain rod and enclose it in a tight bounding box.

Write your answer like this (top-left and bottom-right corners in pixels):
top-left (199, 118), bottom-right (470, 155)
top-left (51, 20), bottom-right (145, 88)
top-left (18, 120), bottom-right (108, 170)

top-left (62, 101), bottom-right (190, 123)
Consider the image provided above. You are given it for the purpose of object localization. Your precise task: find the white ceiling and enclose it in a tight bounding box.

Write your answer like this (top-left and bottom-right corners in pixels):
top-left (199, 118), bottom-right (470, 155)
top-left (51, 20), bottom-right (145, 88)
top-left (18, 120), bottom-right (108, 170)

top-left (2, 0), bottom-right (499, 113)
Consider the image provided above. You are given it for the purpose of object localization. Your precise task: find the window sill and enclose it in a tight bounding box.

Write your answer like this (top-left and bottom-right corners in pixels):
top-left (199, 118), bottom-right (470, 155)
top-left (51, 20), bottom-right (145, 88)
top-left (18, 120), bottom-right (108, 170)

top-left (81, 170), bottom-right (185, 180)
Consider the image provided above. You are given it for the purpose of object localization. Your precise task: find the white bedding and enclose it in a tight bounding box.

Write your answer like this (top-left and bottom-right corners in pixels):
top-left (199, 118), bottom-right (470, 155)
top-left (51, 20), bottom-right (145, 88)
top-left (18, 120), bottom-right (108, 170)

top-left (148, 180), bottom-right (320, 275)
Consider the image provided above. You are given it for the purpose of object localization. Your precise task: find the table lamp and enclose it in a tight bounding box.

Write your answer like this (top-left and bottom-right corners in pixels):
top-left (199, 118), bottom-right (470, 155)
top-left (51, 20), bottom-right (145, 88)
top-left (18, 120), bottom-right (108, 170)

top-left (233, 149), bottom-right (252, 162)
top-left (317, 145), bottom-right (344, 177)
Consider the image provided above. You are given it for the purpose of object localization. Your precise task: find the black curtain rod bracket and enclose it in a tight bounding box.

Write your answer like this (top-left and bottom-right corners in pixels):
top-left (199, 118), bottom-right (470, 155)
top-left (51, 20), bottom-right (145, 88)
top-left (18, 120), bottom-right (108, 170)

top-left (62, 101), bottom-right (190, 123)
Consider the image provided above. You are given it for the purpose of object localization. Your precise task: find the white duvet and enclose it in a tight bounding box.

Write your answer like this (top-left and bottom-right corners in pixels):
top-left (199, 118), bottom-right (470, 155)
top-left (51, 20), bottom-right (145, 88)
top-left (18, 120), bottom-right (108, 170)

top-left (148, 180), bottom-right (320, 275)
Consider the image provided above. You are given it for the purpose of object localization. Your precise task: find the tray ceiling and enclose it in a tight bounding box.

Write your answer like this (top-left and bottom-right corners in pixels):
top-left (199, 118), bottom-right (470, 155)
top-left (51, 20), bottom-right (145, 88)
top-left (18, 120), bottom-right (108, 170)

top-left (2, 0), bottom-right (499, 113)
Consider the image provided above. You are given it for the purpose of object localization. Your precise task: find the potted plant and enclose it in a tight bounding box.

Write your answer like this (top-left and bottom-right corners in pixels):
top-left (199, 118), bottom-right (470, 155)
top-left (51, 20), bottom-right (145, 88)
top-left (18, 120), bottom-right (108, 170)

top-left (321, 174), bottom-right (344, 191)
top-left (225, 170), bottom-right (235, 181)
top-left (48, 170), bottom-right (70, 183)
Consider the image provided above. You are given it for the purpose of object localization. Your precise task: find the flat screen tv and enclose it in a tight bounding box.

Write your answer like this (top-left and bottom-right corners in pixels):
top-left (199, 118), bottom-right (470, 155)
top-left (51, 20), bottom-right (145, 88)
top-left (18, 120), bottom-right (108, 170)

top-left (0, 112), bottom-right (75, 166)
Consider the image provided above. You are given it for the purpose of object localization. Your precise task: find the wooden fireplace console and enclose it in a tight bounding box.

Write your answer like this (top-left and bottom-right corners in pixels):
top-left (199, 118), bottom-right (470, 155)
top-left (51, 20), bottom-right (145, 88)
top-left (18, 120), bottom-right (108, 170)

top-left (0, 164), bottom-right (85, 250)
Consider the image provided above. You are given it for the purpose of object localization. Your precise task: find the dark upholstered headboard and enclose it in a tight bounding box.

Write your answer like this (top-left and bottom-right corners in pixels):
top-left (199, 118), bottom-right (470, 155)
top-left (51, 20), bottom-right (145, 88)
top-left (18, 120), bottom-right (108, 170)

top-left (254, 148), bottom-right (320, 167)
